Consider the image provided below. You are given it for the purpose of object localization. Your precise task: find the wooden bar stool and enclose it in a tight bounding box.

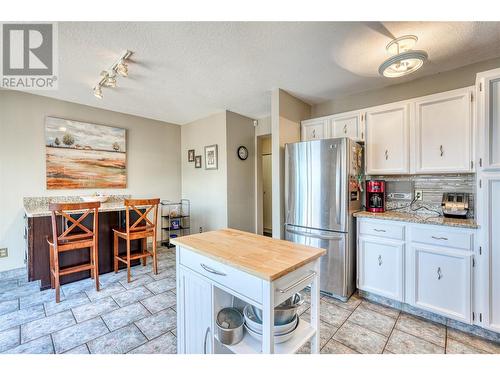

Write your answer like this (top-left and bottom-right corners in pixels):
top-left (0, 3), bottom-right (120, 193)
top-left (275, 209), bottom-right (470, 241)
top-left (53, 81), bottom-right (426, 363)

top-left (47, 202), bottom-right (100, 303)
top-left (113, 198), bottom-right (160, 283)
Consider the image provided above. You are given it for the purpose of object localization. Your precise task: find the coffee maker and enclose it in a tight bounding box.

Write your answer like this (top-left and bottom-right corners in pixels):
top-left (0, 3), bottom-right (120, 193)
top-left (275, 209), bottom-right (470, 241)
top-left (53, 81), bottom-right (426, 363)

top-left (366, 180), bottom-right (386, 213)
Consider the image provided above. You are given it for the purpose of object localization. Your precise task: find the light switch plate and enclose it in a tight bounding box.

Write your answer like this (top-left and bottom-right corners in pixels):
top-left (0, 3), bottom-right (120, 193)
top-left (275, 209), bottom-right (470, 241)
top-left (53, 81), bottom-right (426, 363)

top-left (0, 248), bottom-right (8, 258)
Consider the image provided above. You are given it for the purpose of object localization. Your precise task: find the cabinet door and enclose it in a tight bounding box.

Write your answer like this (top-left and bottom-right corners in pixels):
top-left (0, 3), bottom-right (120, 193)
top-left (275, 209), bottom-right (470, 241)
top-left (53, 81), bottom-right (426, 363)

top-left (415, 88), bottom-right (472, 173)
top-left (358, 235), bottom-right (404, 301)
top-left (177, 265), bottom-right (213, 354)
top-left (477, 69), bottom-right (500, 171)
top-left (477, 174), bottom-right (500, 333)
top-left (409, 244), bottom-right (472, 323)
top-left (330, 112), bottom-right (363, 141)
top-left (301, 118), bottom-right (327, 141)
top-left (365, 103), bottom-right (410, 174)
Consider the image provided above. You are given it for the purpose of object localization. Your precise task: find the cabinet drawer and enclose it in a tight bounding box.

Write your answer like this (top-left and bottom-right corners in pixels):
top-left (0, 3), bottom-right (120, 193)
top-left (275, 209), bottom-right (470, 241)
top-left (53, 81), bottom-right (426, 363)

top-left (410, 226), bottom-right (473, 250)
top-left (178, 247), bottom-right (263, 303)
top-left (411, 244), bottom-right (472, 323)
top-left (359, 220), bottom-right (405, 240)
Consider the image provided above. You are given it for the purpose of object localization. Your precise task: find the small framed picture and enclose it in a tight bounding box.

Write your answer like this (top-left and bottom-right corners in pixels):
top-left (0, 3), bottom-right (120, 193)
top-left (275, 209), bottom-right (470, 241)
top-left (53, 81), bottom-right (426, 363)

top-left (188, 149), bottom-right (195, 162)
top-left (195, 155), bottom-right (202, 168)
top-left (204, 144), bottom-right (218, 170)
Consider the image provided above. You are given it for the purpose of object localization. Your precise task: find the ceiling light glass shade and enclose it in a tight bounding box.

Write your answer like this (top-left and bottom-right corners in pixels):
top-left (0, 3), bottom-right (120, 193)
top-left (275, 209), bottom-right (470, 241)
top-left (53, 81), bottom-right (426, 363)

top-left (93, 86), bottom-right (103, 99)
top-left (378, 50), bottom-right (428, 78)
top-left (116, 62), bottom-right (128, 77)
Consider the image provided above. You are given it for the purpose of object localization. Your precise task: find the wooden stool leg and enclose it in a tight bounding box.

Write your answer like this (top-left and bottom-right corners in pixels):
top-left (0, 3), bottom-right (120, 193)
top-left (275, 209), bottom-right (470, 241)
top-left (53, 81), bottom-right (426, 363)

top-left (142, 238), bottom-right (147, 266)
top-left (152, 235), bottom-right (158, 275)
top-left (89, 245), bottom-right (94, 280)
top-left (93, 244), bottom-right (100, 292)
top-left (54, 249), bottom-right (61, 303)
top-left (126, 238), bottom-right (131, 283)
top-left (49, 244), bottom-right (55, 289)
top-left (114, 232), bottom-right (119, 273)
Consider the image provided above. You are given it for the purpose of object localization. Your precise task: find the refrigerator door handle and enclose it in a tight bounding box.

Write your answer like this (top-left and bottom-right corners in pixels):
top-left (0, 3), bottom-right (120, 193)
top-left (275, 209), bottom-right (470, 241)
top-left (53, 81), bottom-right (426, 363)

top-left (285, 227), bottom-right (343, 241)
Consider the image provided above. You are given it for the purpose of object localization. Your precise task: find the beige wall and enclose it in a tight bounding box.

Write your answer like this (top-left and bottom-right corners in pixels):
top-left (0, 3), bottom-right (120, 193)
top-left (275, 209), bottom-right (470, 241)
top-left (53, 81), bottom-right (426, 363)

top-left (226, 111), bottom-right (256, 232)
top-left (0, 90), bottom-right (181, 272)
top-left (271, 89), bottom-right (311, 239)
top-left (181, 112), bottom-right (228, 234)
top-left (312, 56), bottom-right (500, 118)
top-left (255, 116), bottom-right (271, 137)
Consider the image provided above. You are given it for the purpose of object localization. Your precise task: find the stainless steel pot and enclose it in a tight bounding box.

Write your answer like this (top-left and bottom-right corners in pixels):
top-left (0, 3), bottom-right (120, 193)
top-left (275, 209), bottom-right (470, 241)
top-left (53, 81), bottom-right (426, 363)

top-left (216, 307), bottom-right (244, 346)
top-left (252, 293), bottom-right (304, 325)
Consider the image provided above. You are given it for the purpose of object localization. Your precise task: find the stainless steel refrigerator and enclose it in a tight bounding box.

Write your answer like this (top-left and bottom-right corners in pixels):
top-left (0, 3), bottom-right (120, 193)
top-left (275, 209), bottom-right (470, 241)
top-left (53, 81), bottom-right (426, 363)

top-left (284, 138), bottom-right (363, 301)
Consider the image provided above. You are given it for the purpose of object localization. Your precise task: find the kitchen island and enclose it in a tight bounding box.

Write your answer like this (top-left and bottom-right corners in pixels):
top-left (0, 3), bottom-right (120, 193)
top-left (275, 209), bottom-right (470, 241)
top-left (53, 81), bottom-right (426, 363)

top-left (171, 228), bottom-right (326, 354)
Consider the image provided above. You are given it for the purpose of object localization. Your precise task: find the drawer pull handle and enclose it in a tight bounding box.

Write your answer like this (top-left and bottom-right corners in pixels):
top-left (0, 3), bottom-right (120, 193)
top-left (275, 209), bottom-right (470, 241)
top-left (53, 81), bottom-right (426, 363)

top-left (373, 229), bottom-right (386, 232)
top-left (312, 129), bottom-right (316, 138)
top-left (385, 150), bottom-right (389, 160)
top-left (277, 271), bottom-right (316, 294)
top-left (343, 124), bottom-right (347, 134)
top-left (200, 263), bottom-right (226, 276)
top-left (437, 267), bottom-right (443, 280)
top-left (431, 236), bottom-right (448, 241)
top-left (440, 145), bottom-right (444, 157)
top-left (378, 255), bottom-right (382, 266)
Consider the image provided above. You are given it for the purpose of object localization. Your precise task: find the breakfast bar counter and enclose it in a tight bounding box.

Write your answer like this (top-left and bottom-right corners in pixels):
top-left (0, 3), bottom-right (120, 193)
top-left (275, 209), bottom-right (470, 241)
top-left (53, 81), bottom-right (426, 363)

top-left (171, 228), bottom-right (326, 354)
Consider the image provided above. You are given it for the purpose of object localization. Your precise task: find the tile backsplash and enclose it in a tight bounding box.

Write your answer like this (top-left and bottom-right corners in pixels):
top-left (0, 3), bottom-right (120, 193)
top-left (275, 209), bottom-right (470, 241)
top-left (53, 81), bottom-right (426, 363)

top-left (366, 174), bottom-right (475, 218)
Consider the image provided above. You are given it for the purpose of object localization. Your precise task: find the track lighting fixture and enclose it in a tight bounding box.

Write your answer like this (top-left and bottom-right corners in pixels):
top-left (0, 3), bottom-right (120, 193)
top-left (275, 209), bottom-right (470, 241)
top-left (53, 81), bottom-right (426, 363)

top-left (92, 50), bottom-right (133, 99)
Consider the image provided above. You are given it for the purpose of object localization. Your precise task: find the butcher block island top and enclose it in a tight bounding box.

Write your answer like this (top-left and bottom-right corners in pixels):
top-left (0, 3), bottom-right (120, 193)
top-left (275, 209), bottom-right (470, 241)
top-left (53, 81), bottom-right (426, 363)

top-left (170, 228), bottom-right (326, 281)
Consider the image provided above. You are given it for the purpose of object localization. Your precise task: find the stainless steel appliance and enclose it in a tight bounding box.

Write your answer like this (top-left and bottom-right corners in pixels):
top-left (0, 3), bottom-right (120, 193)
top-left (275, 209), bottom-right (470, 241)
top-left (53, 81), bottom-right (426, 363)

top-left (441, 192), bottom-right (470, 218)
top-left (284, 138), bottom-right (363, 301)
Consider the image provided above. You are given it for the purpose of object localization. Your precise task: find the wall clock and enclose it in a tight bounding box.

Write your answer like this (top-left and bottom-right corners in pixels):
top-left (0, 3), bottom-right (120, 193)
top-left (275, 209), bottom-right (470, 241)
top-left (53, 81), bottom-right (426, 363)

top-left (237, 146), bottom-right (248, 160)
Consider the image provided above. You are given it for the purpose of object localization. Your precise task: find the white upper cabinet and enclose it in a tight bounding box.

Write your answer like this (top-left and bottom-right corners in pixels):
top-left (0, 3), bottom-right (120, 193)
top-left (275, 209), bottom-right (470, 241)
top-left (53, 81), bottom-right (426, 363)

top-left (477, 68), bottom-right (500, 171)
top-left (301, 118), bottom-right (327, 141)
top-left (365, 102), bottom-right (410, 175)
top-left (414, 87), bottom-right (473, 173)
top-left (328, 111), bottom-right (364, 141)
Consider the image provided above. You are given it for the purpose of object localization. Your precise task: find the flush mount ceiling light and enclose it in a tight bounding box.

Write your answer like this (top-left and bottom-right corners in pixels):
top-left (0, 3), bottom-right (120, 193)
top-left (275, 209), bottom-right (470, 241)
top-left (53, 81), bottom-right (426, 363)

top-left (378, 35), bottom-right (428, 78)
top-left (93, 50), bottom-right (133, 99)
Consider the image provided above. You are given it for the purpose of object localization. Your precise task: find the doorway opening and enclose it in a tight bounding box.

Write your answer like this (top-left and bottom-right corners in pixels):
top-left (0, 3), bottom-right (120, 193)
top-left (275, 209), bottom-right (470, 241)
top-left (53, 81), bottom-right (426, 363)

top-left (256, 135), bottom-right (272, 237)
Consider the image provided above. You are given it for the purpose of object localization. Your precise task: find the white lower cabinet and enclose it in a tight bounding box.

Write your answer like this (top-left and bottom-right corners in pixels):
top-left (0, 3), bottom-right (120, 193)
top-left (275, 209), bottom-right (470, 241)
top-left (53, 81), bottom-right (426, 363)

top-left (177, 265), bottom-right (213, 354)
top-left (357, 218), bottom-right (475, 325)
top-left (409, 244), bottom-right (472, 323)
top-left (358, 235), bottom-right (404, 301)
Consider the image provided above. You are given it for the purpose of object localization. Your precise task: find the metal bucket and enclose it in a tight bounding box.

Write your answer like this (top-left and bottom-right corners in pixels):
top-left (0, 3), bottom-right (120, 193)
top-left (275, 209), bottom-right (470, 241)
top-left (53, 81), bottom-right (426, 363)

top-left (216, 307), bottom-right (244, 346)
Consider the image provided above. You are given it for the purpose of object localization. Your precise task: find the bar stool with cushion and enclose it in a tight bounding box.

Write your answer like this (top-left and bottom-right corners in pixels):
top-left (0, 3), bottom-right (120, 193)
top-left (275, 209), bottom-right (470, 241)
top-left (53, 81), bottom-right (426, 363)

top-left (113, 198), bottom-right (160, 283)
top-left (47, 202), bottom-right (101, 303)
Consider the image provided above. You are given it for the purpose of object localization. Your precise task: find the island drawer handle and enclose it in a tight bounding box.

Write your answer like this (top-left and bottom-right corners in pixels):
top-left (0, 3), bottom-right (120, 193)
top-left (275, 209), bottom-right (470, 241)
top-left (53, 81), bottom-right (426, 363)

top-left (431, 236), bottom-right (448, 241)
top-left (276, 271), bottom-right (316, 294)
top-left (373, 229), bottom-right (386, 232)
top-left (200, 263), bottom-right (227, 276)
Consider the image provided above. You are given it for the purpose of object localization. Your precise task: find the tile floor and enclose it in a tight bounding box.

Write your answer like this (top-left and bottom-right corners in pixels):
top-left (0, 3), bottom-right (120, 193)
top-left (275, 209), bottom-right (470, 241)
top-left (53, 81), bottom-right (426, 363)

top-left (1, 246), bottom-right (500, 354)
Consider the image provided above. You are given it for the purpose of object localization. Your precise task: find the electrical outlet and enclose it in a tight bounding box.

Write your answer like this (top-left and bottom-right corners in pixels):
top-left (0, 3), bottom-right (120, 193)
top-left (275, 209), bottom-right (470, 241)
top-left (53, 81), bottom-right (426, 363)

top-left (414, 190), bottom-right (423, 201)
top-left (0, 248), bottom-right (8, 258)
top-left (199, 226), bottom-right (203, 233)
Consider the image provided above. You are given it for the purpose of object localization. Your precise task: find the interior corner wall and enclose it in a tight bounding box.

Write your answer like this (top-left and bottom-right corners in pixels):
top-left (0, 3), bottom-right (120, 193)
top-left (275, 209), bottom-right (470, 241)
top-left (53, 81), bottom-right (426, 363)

top-left (226, 111), bottom-right (256, 233)
top-left (181, 112), bottom-right (228, 234)
top-left (312, 55), bottom-right (500, 118)
top-left (0, 90), bottom-right (181, 273)
top-left (271, 89), bottom-right (311, 239)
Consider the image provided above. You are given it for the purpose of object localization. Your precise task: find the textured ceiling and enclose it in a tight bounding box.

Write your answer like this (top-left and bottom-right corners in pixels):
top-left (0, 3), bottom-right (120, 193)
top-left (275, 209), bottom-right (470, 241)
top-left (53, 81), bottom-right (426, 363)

top-left (32, 22), bottom-right (500, 124)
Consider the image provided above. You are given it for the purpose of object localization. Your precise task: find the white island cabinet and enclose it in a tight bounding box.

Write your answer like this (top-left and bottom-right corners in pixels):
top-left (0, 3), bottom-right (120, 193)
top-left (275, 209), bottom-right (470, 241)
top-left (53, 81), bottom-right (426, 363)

top-left (171, 228), bottom-right (325, 354)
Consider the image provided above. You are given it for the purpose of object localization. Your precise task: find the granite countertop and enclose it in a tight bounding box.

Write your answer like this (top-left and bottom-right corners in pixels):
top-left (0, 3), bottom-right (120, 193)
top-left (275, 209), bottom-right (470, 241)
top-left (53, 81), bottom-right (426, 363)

top-left (24, 195), bottom-right (134, 217)
top-left (353, 210), bottom-right (478, 229)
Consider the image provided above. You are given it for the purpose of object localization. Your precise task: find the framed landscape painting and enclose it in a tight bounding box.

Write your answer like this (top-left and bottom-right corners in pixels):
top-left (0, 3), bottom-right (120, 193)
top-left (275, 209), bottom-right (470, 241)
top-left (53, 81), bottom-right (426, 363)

top-left (45, 117), bottom-right (127, 189)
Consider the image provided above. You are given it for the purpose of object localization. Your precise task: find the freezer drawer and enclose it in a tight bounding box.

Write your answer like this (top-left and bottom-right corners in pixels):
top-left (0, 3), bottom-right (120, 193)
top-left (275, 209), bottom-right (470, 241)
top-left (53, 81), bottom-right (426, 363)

top-left (285, 225), bottom-right (353, 300)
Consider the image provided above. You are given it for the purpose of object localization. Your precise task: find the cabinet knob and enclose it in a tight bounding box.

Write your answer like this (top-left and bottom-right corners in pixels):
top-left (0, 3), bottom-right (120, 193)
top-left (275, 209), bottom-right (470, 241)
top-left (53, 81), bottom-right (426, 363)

top-left (440, 145), bottom-right (444, 157)
top-left (437, 267), bottom-right (443, 280)
top-left (378, 255), bottom-right (383, 266)
top-left (385, 150), bottom-right (389, 160)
